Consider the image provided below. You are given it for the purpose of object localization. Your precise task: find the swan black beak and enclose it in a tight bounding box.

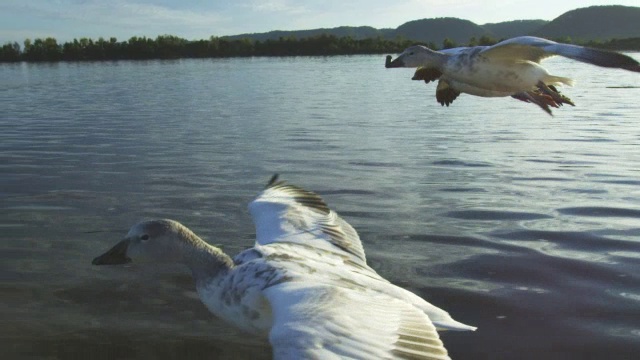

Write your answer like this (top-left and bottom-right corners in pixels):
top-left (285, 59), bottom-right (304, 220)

top-left (92, 239), bottom-right (131, 265)
top-left (385, 55), bottom-right (404, 68)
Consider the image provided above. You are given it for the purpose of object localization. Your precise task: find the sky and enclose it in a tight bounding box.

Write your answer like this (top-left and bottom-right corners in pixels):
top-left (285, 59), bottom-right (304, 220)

top-left (0, 0), bottom-right (637, 44)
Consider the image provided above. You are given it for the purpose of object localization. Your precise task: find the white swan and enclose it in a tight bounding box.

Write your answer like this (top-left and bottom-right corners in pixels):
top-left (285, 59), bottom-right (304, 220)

top-left (93, 175), bottom-right (476, 359)
top-left (386, 36), bottom-right (639, 114)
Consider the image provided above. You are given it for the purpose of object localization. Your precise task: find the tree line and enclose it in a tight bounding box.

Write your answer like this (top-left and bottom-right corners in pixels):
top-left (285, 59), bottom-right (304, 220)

top-left (1, 34), bottom-right (638, 63)
top-left (0, 35), bottom-right (415, 62)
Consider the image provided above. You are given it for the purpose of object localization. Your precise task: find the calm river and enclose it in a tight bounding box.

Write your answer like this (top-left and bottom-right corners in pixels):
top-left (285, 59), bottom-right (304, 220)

top-left (1, 54), bottom-right (639, 359)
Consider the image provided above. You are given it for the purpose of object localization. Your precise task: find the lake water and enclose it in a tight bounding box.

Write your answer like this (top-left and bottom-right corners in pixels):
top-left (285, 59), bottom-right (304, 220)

top-left (1, 54), bottom-right (639, 360)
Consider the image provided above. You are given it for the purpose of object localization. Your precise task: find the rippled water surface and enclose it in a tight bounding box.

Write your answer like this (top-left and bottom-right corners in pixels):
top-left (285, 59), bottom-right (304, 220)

top-left (2, 55), bottom-right (640, 359)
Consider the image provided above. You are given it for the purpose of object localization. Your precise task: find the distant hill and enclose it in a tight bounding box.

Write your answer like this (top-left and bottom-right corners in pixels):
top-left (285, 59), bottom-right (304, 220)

top-left (4, 5), bottom-right (640, 62)
top-left (482, 20), bottom-right (549, 39)
top-left (392, 18), bottom-right (491, 45)
top-left (221, 5), bottom-right (640, 46)
top-left (535, 5), bottom-right (640, 41)
top-left (224, 26), bottom-right (392, 42)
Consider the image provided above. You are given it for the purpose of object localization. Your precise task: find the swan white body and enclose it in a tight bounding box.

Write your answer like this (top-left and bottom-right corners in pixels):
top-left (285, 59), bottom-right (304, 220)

top-left (386, 36), bottom-right (639, 113)
top-left (93, 176), bottom-right (475, 359)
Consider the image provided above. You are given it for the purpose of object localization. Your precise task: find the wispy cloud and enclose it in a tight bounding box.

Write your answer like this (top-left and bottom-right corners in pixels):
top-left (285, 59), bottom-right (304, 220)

top-left (0, 0), bottom-right (227, 40)
top-left (16, 0), bottom-right (222, 28)
top-left (243, 0), bottom-right (309, 14)
top-left (3, 0), bottom-right (638, 43)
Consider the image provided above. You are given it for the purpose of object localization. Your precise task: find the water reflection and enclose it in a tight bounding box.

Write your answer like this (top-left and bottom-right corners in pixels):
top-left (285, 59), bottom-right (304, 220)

top-left (1, 54), bottom-right (640, 359)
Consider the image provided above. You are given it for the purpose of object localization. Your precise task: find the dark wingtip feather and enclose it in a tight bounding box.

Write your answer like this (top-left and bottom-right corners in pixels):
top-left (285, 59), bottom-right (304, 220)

top-left (266, 174), bottom-right (280, 188)
top-left (626, 65), bottom-right (640, 73)
top-left (263, 175), bottom-right (332, 214)
top-left (580, 47), bottom-right (640, 70)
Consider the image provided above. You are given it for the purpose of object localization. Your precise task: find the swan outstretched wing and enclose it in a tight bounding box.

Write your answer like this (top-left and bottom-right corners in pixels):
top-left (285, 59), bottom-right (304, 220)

top-left (481, 36), bottom-right (640, 71)
top-left (249, 175), bottom-right (366, 265)
top-left (265, 281), bottom-right (451, 360)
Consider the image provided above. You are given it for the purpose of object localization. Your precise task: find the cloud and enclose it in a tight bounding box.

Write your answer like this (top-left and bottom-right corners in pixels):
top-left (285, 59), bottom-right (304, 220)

top-left (8, 0), bottom-right (632, 43)
top-left (1, 0), bottom-right (225, 34)
top-left (241, 0), bottom-right (311, 17)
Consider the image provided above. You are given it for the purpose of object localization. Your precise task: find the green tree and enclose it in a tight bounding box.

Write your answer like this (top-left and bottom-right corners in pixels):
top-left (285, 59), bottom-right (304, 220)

top-left (442, 38), bottom-right (457, 49)
top-left (0, 42), bottom-right (21, 61)
top-left (156, 35), bottom-right (186, 59)
top-left (478, 35), bottom-right (497, 46)
top-left (12, 32), bottom-right (635, 62)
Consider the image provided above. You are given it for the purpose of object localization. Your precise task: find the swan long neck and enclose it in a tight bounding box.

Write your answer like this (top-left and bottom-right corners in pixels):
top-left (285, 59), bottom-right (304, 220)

top-left (401, 47), bottom-right (448, 69)
top-left (178, 226), bottom-right (234, 285)
top-left (424, 48), bottom-right (448, 68)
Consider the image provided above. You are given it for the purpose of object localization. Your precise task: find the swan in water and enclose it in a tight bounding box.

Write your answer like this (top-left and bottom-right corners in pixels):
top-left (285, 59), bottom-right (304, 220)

top-left (93, 175), bottom-right (475, 359)
top-left (385, 36), bottom-right (639, 114)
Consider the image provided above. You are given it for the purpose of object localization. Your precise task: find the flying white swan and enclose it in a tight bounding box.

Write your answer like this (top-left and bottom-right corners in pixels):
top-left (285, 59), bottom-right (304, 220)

top-left (93, 175), bottom-right (476, 359)
top-left (386, 36), bottom-right (640, 114)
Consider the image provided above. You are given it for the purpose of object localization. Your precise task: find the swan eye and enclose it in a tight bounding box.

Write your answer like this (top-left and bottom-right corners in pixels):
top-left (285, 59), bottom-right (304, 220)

top-left (140, 234), bottom-right (150, 241)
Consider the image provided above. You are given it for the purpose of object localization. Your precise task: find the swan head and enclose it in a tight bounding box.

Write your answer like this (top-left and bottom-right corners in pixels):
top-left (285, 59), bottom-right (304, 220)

top-left (92, 219), bottom-right (195, 265)
top-left (385, 45), bottom-right (438, 68)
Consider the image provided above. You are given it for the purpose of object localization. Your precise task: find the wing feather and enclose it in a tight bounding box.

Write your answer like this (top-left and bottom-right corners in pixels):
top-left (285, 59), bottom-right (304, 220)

top-left (265, 282), bottom-right (452, 360)
top-left (481, 36), bottom-right (640, 71)
top-left (249, 175), bottom-right (367, 264)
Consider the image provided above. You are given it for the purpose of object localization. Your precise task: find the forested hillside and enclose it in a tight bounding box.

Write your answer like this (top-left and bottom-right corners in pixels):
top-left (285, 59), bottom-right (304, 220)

top-left (535, 5), bottom-right (640, 41)
top-left (2, 5), bottom-right (639, 62)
